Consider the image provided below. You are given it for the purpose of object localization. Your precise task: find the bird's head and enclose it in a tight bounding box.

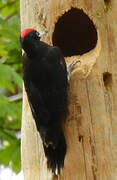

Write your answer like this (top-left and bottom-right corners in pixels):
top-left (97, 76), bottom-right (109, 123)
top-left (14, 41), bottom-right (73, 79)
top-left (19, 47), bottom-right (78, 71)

top-left (20, 28), bottom-right (47, 54)
top-left (20, 28), bottom-right (47, 42)
top-left (21, 28), bottom-right (36, 41)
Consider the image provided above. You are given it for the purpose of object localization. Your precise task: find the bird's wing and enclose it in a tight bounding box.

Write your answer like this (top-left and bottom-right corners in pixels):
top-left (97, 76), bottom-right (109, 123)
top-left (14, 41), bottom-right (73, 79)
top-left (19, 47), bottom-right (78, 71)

top-left (24, 81), bottom-right (50, 130)
top-left (44, 46), bottom-right (67, 74)
top-left (52, 46), bottom-right (67, 72)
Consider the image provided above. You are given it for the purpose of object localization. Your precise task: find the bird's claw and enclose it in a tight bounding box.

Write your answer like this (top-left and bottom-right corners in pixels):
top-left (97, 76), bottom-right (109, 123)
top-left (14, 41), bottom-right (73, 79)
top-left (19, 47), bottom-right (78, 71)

top-left (67, 60), bottom-right (80, 81)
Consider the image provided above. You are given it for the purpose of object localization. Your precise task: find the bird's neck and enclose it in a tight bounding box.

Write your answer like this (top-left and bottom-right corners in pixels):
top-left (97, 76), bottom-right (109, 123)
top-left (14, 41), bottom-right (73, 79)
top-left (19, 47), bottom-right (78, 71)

top-left (24, 41), bottom-right (48, 60)
top-left (22, 39), bottom-right (40, 58)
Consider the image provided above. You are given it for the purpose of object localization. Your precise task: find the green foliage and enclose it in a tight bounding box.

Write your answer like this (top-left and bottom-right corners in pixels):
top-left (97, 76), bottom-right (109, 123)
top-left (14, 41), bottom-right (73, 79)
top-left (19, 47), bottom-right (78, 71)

top-left (0, 63), bottom-right (22, 92)
top-left (0, 0), bottom-right (22, 174)
top-left (0, 130), bottom-right (21, 173)
top-left (0, 0), bottom-right (19, 18)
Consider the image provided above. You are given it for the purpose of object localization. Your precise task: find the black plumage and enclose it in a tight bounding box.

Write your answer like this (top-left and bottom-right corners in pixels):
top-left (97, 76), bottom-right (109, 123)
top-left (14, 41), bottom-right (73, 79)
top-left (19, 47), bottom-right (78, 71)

top-left (20, 29), bottom-right (68, 174)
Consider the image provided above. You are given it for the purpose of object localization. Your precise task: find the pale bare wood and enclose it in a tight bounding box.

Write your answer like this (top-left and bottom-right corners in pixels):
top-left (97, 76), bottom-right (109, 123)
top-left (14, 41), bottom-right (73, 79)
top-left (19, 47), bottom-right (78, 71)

top-left (20, 0), bottom-right (117, 179)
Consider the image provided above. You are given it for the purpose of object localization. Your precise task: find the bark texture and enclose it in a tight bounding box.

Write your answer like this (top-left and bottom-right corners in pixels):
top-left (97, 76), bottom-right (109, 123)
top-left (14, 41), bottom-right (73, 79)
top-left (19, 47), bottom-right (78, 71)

top-left (20, 0), bottom-right (117, 179)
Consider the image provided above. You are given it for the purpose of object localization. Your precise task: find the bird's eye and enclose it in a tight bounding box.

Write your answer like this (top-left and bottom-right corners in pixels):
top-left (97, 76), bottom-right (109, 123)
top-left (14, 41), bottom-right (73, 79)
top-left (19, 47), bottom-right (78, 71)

top-left (36, 32), bottom-right (40, 37)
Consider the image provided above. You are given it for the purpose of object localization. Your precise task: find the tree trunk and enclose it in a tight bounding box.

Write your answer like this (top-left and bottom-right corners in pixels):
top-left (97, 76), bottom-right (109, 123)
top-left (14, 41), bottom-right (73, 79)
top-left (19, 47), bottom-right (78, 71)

top-left (20, 0), bottom-right (117, 179)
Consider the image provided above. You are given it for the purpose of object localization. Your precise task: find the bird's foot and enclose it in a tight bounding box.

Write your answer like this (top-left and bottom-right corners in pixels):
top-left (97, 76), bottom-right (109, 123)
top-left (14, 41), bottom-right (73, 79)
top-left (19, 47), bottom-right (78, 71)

top-left (67, 60), bottom-right (80, 81)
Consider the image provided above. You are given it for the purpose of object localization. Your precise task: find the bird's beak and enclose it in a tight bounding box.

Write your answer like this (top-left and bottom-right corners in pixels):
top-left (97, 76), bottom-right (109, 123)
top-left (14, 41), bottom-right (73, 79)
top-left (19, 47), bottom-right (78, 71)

top-left (39, 30), bottom-right (48, 37)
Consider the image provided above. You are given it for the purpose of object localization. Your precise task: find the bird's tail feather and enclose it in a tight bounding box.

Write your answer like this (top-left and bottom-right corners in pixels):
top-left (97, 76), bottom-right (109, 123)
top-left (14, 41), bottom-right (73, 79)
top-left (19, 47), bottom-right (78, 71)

top-left (43, 132), bottom-right (66, 174)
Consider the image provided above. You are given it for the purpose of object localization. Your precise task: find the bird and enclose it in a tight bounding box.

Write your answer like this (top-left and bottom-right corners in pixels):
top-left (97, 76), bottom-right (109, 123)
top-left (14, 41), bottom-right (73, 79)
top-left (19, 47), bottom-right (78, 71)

top-left (20, 28), bottom-right (78, 174)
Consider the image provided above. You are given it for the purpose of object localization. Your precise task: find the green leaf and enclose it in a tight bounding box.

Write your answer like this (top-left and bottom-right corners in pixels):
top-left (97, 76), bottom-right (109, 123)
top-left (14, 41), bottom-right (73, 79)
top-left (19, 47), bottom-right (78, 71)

top-left (0, 100), bottom-right (22, 119)
top-left (11, 140), bottom-right (21, 173)
top-left (0, 139), bottom-right (21, 173)
top-left (0, 1), bottom-right (20, 18)
top-left (0, 63), bottom-right (22, 92)
top-left (0, 129), bottom-right (16, 143)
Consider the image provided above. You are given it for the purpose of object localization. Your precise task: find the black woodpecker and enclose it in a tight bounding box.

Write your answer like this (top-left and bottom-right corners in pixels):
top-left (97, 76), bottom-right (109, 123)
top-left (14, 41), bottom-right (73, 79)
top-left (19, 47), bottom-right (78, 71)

top-left (20, 28), bottom-right (78, 174)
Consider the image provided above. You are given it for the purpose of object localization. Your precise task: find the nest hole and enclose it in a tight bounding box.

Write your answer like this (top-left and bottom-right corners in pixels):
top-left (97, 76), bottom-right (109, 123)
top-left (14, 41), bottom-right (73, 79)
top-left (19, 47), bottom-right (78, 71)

top-left (52, 8), bottom-right (98, 57)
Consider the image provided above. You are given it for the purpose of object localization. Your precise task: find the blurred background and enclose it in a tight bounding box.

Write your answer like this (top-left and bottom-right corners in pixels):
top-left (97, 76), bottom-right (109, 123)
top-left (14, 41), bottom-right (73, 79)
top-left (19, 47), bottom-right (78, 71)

top-left (0, 0), bottom-right (23, 179)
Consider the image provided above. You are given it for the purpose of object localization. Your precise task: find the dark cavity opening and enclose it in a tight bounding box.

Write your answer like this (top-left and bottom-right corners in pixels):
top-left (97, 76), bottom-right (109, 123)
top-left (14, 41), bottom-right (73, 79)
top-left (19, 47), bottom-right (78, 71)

top-left (52, 8), bottom-right (98, 57)
top-left (103, 72), bottom-right (112, 89)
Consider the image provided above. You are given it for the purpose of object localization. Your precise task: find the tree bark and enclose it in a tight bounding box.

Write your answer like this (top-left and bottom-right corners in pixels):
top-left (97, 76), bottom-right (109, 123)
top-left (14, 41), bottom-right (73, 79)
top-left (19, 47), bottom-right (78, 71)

top-left (20, 0), bottom-right (117, 179)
